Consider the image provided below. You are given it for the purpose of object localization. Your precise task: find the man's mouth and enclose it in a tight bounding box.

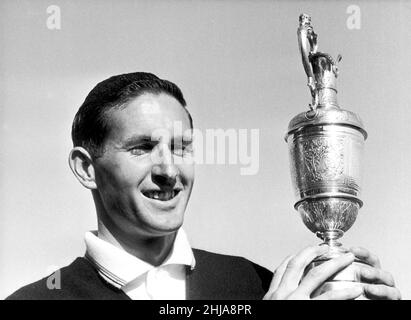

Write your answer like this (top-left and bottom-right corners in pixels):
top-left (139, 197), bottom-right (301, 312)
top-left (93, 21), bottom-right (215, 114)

top-left (142, 189), bottom-right (181, 201)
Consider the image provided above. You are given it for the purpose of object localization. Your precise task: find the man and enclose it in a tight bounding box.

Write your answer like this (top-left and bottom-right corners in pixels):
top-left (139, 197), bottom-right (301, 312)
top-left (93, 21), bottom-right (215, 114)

top-left (7, 72), bottom-right (401, 300)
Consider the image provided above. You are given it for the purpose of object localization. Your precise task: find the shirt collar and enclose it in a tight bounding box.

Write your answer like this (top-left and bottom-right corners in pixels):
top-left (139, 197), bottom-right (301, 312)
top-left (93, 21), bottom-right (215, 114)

top-left (84, 228), bottom-right (196, 289)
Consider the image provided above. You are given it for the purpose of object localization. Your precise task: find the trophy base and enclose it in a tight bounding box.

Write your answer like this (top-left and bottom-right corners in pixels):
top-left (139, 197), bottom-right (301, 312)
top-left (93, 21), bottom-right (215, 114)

top-left (306, 247), bottom-right (368, 299)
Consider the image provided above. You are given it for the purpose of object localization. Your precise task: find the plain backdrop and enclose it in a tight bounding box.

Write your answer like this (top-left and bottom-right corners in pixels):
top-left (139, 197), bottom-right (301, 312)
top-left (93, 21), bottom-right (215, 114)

top-left (1, 0), bottom-right (411, 299)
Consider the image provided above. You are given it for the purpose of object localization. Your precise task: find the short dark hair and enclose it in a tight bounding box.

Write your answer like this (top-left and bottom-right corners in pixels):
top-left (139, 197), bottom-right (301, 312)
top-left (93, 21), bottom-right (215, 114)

top-left (71, 72), bottom-right (192, 158)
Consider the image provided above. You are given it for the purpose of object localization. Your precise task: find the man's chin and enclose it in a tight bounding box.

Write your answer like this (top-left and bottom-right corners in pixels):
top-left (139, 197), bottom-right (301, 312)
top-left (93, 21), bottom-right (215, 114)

top-left (137, 226), bottom-right (181, 240)
top-left (140, 216), bottom-right (184, 237)
top-left (132, 201), bottom-right (187, 236)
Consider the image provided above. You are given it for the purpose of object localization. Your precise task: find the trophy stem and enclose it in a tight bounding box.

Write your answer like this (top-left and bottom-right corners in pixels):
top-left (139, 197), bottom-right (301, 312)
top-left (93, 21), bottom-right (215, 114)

top-left (316, 229), bottom-right (344, 247)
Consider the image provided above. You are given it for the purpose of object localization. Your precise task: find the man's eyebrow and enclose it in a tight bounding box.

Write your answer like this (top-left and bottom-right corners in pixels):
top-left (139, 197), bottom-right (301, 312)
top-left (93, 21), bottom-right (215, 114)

top-left (122, 134), bottom-right (193, 147)
top-left (122, 135), bottom-right (156, 147)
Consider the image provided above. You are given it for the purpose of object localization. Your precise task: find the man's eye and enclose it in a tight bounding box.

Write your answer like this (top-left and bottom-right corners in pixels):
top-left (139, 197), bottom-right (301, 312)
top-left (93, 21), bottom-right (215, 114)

top-left (130, 144), bottom-right (153, 156)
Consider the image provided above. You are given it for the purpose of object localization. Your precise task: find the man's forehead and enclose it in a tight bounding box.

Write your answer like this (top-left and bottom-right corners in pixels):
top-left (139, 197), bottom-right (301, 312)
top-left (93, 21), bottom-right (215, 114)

top-left (106, 94), bottom-right (192, 140)
top-left (139, 98), bottom-right (161, 115)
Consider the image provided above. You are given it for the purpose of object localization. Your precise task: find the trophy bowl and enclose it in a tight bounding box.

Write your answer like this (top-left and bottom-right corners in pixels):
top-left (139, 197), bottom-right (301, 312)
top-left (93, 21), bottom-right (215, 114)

top-left (287, 122), bottom-right (366, 243)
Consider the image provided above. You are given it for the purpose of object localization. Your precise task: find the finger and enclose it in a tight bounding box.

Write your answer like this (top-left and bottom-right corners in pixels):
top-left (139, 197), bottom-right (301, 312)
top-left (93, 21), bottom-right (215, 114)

top-left (314, 285), bottom-right (363, 300)
top-left (267, 255), bottom-right (295, 293)
top-left (363, 284), bottom-right (402, 300)
top-left (349, 247), bottom-right (381, 268)
top-left (276, 245), bottom-right (329, 294)
top-left (359, 266), bottom-right (395, 287)
top-left (296, 252), bottom-right (355, 295)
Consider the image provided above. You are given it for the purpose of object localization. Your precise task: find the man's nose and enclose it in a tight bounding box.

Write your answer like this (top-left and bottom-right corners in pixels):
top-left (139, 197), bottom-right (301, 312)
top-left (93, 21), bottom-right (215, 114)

top-left (151, 144), bottom-right (178, 187)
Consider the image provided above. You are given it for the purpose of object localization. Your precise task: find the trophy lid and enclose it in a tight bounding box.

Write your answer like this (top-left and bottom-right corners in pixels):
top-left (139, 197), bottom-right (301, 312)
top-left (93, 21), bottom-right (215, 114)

top-left (286, 106), bottom-right (367, 140)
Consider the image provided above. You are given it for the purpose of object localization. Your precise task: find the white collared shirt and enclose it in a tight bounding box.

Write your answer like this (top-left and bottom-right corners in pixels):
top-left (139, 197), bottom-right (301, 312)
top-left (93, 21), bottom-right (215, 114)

top-left (84, 228), bottom-right (196, 300)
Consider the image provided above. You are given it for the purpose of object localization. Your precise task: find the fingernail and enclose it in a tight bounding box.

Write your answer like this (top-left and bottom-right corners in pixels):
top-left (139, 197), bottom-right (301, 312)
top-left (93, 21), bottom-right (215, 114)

top-left (361, 267), bottom-right (372, 277)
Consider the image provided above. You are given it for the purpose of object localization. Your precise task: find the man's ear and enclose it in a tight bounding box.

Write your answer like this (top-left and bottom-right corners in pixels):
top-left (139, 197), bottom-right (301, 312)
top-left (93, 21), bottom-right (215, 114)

top-left (68, 147), bottom-right (97, 190)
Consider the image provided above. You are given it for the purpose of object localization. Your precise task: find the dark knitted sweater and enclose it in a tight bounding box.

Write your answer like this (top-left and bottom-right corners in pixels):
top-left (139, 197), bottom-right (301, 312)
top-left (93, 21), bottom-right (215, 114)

top-left (6, 249), bottom-right (272, 300)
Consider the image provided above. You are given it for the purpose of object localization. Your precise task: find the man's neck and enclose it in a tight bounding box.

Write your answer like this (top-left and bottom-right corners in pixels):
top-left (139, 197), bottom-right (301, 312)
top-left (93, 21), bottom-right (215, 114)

top-left (97, 220), bottom-right (176, 266)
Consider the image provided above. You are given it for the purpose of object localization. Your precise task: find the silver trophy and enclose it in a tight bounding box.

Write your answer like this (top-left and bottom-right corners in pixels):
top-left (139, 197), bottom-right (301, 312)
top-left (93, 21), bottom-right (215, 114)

top-left (285, 14), bottom-right (368, 296)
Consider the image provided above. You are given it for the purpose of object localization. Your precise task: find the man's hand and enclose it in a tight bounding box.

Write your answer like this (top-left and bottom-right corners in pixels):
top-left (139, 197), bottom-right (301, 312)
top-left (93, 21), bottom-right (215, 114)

top-left (264, 245), bottom-right (401, 300)
top-left (349, 246), bottom-right (401, 300)
top-left (264, 245), bottom-right (362, 300)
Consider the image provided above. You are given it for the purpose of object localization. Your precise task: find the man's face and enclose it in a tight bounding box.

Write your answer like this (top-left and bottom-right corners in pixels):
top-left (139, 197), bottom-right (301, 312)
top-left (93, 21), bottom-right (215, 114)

top-left (93, 93), bottom-right (194, 239)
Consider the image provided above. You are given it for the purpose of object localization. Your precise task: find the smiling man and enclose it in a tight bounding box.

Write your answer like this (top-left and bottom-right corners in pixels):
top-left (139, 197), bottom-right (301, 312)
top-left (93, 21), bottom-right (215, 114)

top-left (6, 72), bottom-right (401, 300)
top-left (85, 92), bottom-right (194, 267)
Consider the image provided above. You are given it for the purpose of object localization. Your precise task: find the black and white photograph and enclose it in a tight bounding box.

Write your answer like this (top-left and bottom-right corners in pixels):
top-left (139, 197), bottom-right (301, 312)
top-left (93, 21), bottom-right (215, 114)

top-left (0, 0), bottom-right (409, 302)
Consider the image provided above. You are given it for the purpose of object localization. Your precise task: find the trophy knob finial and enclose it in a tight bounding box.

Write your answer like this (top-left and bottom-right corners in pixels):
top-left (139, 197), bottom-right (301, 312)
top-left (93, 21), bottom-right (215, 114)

top-left (297, 13), bottom-right (318, 108)
top-left (297, 15), bottom-right (342, 109)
